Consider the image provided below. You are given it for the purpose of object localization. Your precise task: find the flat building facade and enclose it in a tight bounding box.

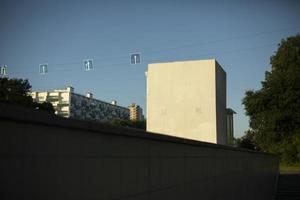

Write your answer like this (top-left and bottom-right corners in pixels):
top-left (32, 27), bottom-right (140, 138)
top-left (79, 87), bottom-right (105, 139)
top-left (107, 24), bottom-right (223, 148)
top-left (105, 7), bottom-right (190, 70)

top-left (146, 59), bottom-right (227, 144)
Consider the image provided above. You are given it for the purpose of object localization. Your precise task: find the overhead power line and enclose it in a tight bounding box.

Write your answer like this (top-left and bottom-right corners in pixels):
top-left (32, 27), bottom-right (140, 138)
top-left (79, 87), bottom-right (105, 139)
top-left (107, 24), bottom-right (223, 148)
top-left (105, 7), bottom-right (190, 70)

top-left (3, 26), bottom-right (299, 76)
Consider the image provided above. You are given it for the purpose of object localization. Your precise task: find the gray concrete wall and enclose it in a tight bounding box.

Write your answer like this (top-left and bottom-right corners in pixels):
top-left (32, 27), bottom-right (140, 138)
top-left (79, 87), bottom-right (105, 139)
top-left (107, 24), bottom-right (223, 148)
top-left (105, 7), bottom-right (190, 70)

top-left (0, 104), bottom-right (279, 200)
top-left (215, 61), bottom-right (227, 144)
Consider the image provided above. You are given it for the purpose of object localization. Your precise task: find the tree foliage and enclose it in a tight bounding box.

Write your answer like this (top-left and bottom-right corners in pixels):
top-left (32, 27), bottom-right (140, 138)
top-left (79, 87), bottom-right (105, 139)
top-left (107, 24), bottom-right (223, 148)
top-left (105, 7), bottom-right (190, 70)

top-left (0, 77), bottom-right (33, 106)
top-left (242, 34), bottom-right (300, 164)
top-left (235, 130), bottom-right (257, 151)
top-left (0, 77), bottom-right (55, 114)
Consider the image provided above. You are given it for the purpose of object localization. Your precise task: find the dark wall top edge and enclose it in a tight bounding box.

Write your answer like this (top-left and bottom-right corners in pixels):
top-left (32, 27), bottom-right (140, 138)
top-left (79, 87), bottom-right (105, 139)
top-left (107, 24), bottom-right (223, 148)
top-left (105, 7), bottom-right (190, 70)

top-left (0, 103), bottom-right (277, 158)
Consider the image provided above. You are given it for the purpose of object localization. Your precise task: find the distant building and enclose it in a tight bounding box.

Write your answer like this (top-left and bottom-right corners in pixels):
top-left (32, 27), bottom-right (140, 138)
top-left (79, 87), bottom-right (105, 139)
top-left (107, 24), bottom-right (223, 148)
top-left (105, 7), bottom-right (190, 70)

top-left (147, 59), bottom-right (229, 145)
top-left (128, 103), bottom-right (143, 121)
top-left (226, 108), bottom-right (236, 145)
top-left (30, 86), bottom-right (129, 121)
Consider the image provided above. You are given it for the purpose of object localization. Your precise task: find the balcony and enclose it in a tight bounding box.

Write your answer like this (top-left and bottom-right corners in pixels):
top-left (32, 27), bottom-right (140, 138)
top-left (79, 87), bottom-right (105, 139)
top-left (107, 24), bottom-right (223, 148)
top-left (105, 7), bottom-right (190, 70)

top-left (47, 96), bottom-right (60, 102)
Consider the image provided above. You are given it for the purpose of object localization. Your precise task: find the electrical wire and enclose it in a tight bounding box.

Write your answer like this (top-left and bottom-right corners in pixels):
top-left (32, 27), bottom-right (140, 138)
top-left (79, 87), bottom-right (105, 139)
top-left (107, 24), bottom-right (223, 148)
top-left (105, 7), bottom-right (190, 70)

top-left (3, 26), bottom-right (299, 76)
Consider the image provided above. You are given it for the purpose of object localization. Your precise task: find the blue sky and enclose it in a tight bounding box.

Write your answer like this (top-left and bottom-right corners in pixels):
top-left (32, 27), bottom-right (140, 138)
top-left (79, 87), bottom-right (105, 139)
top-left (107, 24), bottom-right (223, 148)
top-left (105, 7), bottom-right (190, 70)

top-left (1, 0), bottom-right (299, 137)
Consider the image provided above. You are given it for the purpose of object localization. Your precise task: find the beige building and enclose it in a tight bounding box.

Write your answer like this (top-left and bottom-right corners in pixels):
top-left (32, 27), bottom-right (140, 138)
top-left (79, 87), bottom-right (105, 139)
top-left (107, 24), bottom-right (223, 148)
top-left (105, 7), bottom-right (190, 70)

top-left (128, 103), bottom-right (143, 121)
top-left (146, 59), bottom-right (228, 144)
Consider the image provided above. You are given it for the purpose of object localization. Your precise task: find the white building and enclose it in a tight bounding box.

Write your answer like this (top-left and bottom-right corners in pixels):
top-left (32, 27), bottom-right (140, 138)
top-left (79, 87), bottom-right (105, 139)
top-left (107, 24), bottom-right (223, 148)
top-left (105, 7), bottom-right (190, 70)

top-left (30, 86), bottom-right (130, 121)
top-left (146, 59), bottom-right (234, 145)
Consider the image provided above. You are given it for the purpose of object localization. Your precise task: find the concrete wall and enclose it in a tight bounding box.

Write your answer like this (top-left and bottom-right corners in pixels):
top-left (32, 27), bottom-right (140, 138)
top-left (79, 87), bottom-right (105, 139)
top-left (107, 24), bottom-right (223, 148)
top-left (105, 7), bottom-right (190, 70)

top-left (215, 61), bottom-right (227, 144)
top-left (226, 110), bottom-right (235, 145)
top-left (147, 59), bottom-right (226, 144)
top-left (0, 104), bottom-right (278, 200)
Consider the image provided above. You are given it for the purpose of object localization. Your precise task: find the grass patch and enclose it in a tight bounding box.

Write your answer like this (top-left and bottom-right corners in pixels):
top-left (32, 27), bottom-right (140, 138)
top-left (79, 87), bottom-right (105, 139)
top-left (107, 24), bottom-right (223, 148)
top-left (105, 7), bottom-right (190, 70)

top-left (280, 163), bottom-right (300, 174)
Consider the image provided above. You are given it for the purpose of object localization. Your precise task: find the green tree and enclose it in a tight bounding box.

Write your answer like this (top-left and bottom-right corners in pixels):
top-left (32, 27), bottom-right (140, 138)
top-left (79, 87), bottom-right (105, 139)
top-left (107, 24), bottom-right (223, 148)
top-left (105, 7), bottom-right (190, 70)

top-left (0, 77), bottom-right (55, 114)
top-left (0, 77), bottom-right (33, 106)
top-left (32, 101), bottom-right (55, 114)
top-left (236, 130), bottom-right (257, 151)
top-left (242, 34), bottom-right (300, 164)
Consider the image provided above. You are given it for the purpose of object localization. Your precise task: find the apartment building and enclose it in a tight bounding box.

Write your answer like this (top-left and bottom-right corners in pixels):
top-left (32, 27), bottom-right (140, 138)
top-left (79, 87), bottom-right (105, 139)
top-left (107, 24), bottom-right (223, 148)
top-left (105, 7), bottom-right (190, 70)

top-left (30, 86), bottom-right (130, 121)
top-left (128, 103), bottom-right (144, 121)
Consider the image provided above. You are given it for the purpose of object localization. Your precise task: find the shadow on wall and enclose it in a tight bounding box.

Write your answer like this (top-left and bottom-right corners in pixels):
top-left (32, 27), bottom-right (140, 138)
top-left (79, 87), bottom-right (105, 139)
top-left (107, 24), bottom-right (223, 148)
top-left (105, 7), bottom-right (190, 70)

top-left (0, 103), bottom-right (279, 200)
